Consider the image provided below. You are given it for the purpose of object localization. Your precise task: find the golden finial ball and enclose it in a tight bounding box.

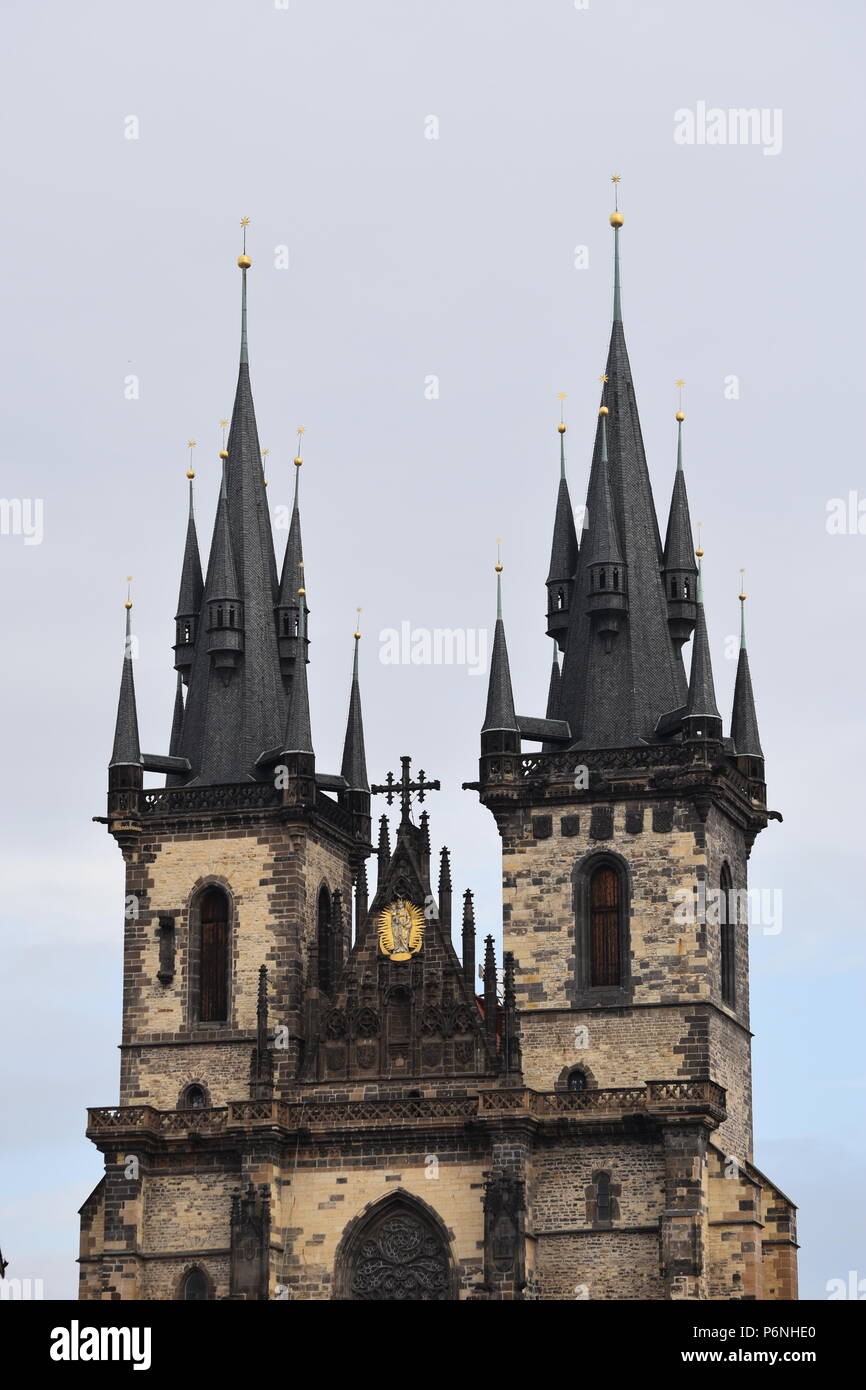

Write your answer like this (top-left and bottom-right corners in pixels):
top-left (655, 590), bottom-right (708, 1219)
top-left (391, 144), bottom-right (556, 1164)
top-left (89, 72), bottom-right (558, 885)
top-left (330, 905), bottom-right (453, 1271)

top-left (186, 469), bottom-right (196, 480)
top-left (219, 449), bottom-right (229, 460)
top-left (237, 254), bottom-right (252, 270)
top-left (354, 630), bottom-right (362, 640)
top-left (599, 405), bottom-right (609, 416)
top-left (695, 548), bottom-right (704, 558)
top-left (494, 563), bottom-right (503, 574)
top-left (294, 456), bottom-right (303, 467)
top-left (739, 592), bottom-right (747, 601)
top-left (676, 410), bottom-right (685, 422)
top-left (610, 212), bottom-right (624, 228)
top-left (557, 422), bottom-right (567, 434)
top-left (124, 600), bottom-right (133, 610)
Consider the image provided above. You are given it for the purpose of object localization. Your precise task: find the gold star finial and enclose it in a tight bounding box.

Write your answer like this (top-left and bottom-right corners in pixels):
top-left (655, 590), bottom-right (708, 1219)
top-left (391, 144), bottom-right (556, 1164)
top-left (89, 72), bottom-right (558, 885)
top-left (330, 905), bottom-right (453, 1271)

top-left (675, 380), bottom-right (686, 421)
top-left (495, 537), bottom-right (503, 574)
top-left (600, 373), bottom-right (608, 384)
top-left (125, 575), bottom-right (133, 610)
top-left (695, 521), bottom-right (704, 559)
top-left (610, 175), bottom-right (623, 226)
top-left (557, 394), bottom-right (567, 432)
top-left (739, 567), bottom-right (746, 602)
top-left (238, 218), bottom-right (251, 267)
top-left (187, 440), bottom-right (196, 480)
top-left (355, 605), bottom-right (362, 640)
top-left (294, 427), bottom-right (304, 467)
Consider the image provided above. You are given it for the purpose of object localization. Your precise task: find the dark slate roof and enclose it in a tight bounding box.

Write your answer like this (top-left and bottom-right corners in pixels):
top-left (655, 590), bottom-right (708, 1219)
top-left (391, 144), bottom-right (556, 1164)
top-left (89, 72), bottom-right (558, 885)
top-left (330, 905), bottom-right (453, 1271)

top-left (176, 269), bottom-right (288, 783)
top-left (110, 608), bottom-right (141, 767)
top-left (557, 310), bottom-right (688, 747)
top-left (731, 606), bottom-right (763, 756)
top-left (685, 574), bottom-right (721, 719)
top-left (482, 575), bottom-right (518, 733)
top-left (282, 598), bottom-right (314, 755)
top-left (175, 481), bottom-right (204, 618)
top-left (662, 422), bottom-right (698, 574)
top-left (340, 634), bottom-right (369, 791)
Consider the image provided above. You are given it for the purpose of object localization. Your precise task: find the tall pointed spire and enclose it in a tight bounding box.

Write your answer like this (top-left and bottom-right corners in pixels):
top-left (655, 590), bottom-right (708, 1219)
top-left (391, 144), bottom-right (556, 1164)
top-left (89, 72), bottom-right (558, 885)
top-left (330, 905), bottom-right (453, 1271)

top-left (177, 223), bottom-right (287, 782)
top-left (683, 560), bottom-right (722, 740)
top-left (281, 589), bottom-right (313, 755)
top-left (110, 586), bottom-right (141, 768)
top-left (558, 187), bottom-right (685, 747)
top-left (546, 399), bottom-right (579, 649)
top-left (731, 584), bottom-right (763, 757)
top-left (482, 554), bottom-right (518, 735)
top-left (340, 623), bottom-right (368, 792)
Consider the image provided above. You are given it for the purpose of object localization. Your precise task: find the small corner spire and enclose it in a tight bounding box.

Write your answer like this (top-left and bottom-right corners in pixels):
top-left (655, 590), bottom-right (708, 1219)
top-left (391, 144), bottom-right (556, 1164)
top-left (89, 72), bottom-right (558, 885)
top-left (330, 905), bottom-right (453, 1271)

top-left (482, 545), bottom-right (518, 735)
top-left (110, 579), bottom-right (142, 768)
top-left (340, 613), bottom-right (369, 793)
top-left (731, 574), bottom-right (764, 758)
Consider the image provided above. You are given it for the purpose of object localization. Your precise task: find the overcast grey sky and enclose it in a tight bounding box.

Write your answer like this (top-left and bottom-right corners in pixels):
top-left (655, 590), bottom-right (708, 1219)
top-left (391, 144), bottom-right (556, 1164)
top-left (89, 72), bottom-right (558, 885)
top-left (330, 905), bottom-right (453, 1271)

top-left (0, 0), bottom-right (863, 1301)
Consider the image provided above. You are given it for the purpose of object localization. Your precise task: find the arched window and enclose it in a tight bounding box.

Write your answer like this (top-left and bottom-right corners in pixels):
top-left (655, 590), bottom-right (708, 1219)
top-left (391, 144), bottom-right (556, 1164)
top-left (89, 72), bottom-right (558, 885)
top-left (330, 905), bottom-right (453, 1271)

top-left (282, 613), bottom-right (290, 636)
top-left (317, 885), bottom-right (332, 994)
top-left (589, 865), bottom-right (621, 987)
top-left (720, 864), bottom-right (736, 1008)
top-left (683, 578), bottom-right (690, 599)
top-left (670, 577), bottom-right (677, 598)
top-left (336, 1195), bottom-right (455, 1300)
top-left (181, 1084), bottom-right (207, 1110)
top-left (599, 569), bottom-right (606, 590)
top-left (612, 568), bottom-right (619, 590)
top-left (567, 1068), bottom-right (587, 1093)
top-left (216, 605), bottom-right (224, 627)
top-left (228, 606), bottom-right (235, 626)
top-left (556, 587), bottom-right (564, 610)
top-left (199, 887), bottom-right (229, 1023)
top-left (182, 1267), bottom-right (210, 1301)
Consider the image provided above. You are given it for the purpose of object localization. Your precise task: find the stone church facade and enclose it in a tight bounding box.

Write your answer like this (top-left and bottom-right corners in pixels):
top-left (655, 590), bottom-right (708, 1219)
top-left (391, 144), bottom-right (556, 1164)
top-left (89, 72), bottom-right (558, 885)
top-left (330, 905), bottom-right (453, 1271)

top-left (78, 206), bottom-right (797, 1301)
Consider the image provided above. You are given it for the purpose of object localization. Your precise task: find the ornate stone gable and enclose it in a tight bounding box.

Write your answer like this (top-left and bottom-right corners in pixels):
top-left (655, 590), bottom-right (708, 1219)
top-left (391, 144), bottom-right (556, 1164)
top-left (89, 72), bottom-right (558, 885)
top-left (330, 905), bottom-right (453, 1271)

top-left (304, 814), bottom-right (497, 1082)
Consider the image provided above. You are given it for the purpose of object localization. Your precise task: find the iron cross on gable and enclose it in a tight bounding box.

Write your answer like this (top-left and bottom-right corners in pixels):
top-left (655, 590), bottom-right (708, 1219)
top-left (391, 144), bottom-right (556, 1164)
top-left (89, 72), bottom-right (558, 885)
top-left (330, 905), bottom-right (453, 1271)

top-left (371, 756), bottom-right (440, 823)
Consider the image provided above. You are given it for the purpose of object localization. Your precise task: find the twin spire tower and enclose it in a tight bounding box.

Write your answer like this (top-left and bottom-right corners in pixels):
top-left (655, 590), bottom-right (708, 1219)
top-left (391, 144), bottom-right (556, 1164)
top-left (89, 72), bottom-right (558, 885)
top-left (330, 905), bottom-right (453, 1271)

top-left (88, 192), bottom-right (795, 1304)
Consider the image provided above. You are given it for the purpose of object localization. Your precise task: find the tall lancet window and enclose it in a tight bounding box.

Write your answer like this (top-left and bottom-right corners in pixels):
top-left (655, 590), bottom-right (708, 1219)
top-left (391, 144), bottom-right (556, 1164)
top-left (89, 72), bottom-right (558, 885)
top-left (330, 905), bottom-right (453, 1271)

top-left (199, 887), bottom-right (229, 1023)
top-left (720, 864), bottom-right (736, 1009)
top-left (589, 865), bottom-right (621, 987)
top-left (317, 885), bottom-right (332, 994)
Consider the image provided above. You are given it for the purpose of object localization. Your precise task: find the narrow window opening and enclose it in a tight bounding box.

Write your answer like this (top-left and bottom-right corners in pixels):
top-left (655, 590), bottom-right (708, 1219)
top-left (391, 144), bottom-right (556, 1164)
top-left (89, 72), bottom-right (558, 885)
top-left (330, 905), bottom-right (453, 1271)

top-left (589, 864), bottom-right (621, 987)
